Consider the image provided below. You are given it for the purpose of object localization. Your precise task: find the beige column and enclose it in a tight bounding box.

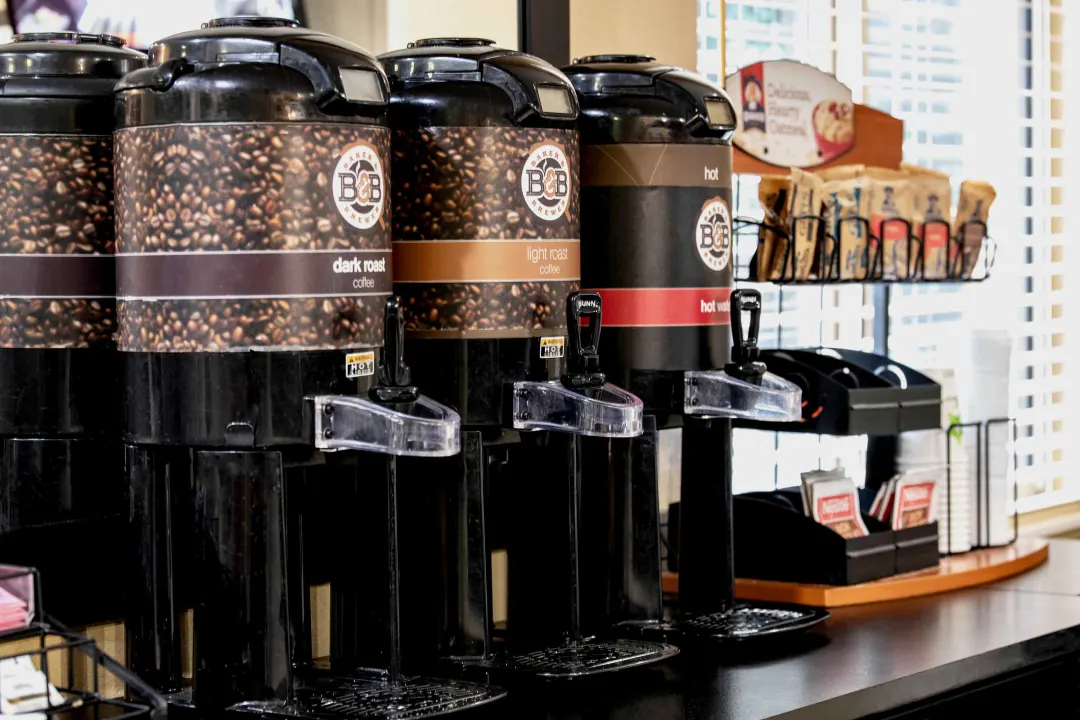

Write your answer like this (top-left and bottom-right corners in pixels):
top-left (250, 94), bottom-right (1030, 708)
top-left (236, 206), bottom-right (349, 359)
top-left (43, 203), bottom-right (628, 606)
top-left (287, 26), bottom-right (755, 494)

top-left (570, 0), bottom-right (699, 69)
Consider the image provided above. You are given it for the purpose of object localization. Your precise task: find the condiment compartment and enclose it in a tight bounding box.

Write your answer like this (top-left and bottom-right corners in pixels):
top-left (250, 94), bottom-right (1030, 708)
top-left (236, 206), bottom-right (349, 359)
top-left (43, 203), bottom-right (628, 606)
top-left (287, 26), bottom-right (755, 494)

top-left (727, 489), bottom-right (938, 586)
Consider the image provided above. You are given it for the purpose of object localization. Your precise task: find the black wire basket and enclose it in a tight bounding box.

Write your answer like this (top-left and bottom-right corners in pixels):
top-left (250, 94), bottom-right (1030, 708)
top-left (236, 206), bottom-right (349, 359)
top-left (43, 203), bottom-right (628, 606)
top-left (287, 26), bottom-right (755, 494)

top-left (0, 566), bottom-right (167, 720)
top-left (735, 213), bottom-right (995, 285)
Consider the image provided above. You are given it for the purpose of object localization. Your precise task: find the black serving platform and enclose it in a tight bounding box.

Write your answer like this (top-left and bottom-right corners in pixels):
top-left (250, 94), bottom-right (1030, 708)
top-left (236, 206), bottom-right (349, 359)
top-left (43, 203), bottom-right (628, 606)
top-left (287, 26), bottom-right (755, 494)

top-left (490, 539), bottom-right (1080, 719)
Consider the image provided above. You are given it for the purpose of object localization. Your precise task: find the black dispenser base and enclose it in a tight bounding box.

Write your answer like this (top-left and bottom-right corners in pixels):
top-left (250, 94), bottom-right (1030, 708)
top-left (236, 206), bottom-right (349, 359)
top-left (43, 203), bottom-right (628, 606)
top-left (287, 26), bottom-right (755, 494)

top-left (227, 672), bottom-right (505, 720)
top-left (459, 639), bottom-right (679, 681)
top-left (625, 604), bottom-right (829, 644)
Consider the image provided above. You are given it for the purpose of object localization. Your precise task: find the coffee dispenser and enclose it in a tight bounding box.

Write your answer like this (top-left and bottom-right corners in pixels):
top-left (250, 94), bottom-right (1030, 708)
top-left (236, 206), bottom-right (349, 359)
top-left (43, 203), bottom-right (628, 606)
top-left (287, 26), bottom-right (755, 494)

top-left (0, 33), bottom-right (144, 624)
top-left (118, 18), bottom-right (503, 718)
top-left (564, 56), bottom-right (814, 641)
top-left (379, 39), bottom-right (677, 678)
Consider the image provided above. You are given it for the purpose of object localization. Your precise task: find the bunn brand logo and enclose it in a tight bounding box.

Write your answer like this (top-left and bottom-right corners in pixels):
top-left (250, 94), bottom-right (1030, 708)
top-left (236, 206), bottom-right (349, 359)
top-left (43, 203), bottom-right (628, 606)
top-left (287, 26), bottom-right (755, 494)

top-left (695, 197), bottom-right (732, 272)
top-left (522, 143), bottom-right (570, 221)
top-left (575, 299), bottom-right (600, 310)
top-left (333, 141), bottom-right (384, 230)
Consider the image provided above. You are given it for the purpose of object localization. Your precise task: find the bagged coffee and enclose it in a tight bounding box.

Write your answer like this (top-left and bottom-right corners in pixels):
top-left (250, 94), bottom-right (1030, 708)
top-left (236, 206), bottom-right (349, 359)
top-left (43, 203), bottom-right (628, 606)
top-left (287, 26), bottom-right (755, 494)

top-left (954, 180), bottom-right (996, 278)
top-left (757, 174), bottom-right (790, 280)
top-left (787, 168), bottom-right (824, 280)
top-left (816, 164), bottom-right (866, 183)
top-left (903, 163), bottom-right (953, 279)
top-left (866, 167), bottom-right (915, 278)
top-left (822, 175), bottom-right (871, 280)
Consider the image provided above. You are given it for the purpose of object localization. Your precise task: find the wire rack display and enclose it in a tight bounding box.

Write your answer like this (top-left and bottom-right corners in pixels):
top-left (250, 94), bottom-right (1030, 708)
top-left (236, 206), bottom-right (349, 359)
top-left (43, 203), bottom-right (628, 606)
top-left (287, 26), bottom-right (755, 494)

top-left (734, 215), bottom-right (994, 285)
top-left (939, 417), bottom-right (1019, 556)
top-left (0, 566), bottom-right (167, 720)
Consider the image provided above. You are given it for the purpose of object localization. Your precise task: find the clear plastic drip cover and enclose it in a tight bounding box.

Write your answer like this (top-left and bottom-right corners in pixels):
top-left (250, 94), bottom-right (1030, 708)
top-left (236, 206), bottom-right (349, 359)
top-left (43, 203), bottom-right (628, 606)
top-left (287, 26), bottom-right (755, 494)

top-left (512, 381), bottom-right (644, 438)
top-left (683, 370), bottom-right (801, 421)
top-left (313, 394), bottom-right (461, 457)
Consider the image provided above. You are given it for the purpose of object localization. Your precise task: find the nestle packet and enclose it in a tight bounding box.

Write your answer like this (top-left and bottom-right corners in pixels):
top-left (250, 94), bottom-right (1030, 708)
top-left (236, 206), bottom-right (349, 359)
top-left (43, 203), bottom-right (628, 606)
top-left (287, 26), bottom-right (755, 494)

top-left (800, 468), bottom-right (846, 516)
top-left (821, 176), bottom-right (872, 280)
top-left (954, 180), bottom-right (996, 278)
top-left (757, 174), bottom-right (790, 281)
top-left (891, 473), bottom-right (938, 530)
top-left (903, 163), bottom-right (953, 279)
top-left (810, 476), bottom-right (869, 539)
top-left (787, 168), bottom-right (825, 280)
top-left (866, 168), bottom-right (915, 278)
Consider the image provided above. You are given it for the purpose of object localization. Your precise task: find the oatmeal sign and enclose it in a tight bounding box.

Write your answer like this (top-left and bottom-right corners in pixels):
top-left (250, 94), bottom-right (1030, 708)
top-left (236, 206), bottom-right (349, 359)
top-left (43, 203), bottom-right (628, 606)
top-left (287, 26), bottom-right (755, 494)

top-left (724, 60), bottom-right (854, 168)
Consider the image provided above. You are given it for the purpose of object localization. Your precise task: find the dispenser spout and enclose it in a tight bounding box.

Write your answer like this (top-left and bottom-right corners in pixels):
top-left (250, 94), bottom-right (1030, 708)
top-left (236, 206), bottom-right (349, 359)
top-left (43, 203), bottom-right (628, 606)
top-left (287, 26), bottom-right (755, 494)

top-left (512, 291), bottom-right (643, 438)
top-left (683, 289), bottom-right (803, 421)
top-left (313, 297), bottom-right (461, 456)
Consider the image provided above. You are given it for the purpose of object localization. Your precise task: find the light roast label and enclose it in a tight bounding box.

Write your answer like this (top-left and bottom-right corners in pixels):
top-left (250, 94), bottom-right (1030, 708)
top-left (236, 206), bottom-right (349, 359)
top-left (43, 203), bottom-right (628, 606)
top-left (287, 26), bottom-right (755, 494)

top-left (0, 134), bottom-right (117, 349)
top-left (391, 127), bottom-right (580, 338)
top-left (115, 123), bottom-right (391, 352)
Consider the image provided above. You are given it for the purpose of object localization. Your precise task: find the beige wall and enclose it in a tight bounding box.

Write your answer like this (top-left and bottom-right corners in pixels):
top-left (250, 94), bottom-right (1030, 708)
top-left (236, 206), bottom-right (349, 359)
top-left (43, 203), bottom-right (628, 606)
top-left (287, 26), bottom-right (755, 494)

top-left (570, 0), bottom-right (698, 69)
top-left (304, 0), bottom-right (517, 55)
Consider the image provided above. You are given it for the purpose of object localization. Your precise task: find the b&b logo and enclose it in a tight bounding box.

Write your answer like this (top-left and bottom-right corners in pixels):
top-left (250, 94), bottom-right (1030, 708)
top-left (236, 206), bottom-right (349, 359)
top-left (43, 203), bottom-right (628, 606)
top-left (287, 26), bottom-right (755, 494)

top-left (333, 141), bottom-right (384, 230)
top-left (695, 197), bottom-right (732, 272)
top-left (521, 143), bottom-right (570, 221)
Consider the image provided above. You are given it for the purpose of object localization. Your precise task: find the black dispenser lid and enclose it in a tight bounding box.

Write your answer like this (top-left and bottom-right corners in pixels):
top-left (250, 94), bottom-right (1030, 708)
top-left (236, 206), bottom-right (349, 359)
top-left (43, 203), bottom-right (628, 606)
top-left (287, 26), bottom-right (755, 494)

top-left (378, 37), bottom-right (578, 125)
top-left (116, 17), bottom-right (388, 113)
top-left (562, 54), bottom-right (736, 143)
top-left (0, 32), bottom-right (145, 95)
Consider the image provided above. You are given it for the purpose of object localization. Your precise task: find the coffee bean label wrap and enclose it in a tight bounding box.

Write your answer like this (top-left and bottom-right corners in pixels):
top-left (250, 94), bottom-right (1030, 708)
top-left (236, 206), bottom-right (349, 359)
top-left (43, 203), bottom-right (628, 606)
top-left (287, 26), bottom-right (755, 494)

top-left (0, 135), bottom-right (116, 349)
top-left (391, 127), bottom-right (580, 338)
top-left (581, 144), bottom-right (734, 329)
top-left (114, 123), bottom-right (392, 352)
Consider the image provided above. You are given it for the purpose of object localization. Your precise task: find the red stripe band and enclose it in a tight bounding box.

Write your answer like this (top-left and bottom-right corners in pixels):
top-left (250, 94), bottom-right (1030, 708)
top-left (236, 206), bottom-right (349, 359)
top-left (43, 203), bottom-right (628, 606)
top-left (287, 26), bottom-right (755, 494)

top-left (593, 287), bottom-right (733, 327)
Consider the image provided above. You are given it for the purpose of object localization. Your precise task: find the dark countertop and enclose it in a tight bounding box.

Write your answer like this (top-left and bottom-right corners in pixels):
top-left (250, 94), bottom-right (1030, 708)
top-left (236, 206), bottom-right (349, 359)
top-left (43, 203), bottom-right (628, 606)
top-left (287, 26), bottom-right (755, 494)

top-left (499, 539), bottom-right (1080, 720)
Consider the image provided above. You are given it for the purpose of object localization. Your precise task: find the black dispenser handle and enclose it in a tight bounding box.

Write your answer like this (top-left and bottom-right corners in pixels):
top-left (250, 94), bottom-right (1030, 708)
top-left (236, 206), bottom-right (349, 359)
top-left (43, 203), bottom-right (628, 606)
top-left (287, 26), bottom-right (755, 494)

top-left (725, 289), bottom-right (767, 383)
top-left (561, 291), bottom-right (606, 389)
top-left (370, 296), bottom-right (419, 403)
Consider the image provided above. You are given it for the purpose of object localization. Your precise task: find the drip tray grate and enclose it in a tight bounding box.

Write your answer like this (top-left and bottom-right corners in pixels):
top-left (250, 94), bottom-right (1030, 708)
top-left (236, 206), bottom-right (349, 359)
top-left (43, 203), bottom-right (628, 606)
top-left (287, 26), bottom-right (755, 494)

top-left (229, 675), bottom-right (505, 720)
top-left (497, 639), bottom-right (679, 679)
top-left (675, 604), bottom-right (829, 639)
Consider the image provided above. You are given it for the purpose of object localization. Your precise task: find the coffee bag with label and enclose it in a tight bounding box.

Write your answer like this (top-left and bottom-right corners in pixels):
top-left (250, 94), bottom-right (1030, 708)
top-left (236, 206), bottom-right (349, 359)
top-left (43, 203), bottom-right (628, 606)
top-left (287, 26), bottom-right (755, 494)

top-left (866, 167), bottom-right (915, 278)
top-left (954, 179), bottom-right (996, 278)
top-left (903, 163), bottom-right (953, 279)
top-left (757, 174), bottom-right (790, 280)
top-left (822, 176), bottom-right (871, 280)
top-left (788, 168), bottom-right (824, 280)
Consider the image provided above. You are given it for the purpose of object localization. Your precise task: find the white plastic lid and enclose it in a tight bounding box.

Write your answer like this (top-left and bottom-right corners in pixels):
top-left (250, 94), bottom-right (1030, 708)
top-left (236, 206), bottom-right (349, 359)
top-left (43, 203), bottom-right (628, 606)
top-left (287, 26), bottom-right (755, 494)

top-left (683, 369), bottom-right (801, 421)
top-left (313, 394), bottom-right (461, 457)
top-left (511, 380), bottom-right (644, 438)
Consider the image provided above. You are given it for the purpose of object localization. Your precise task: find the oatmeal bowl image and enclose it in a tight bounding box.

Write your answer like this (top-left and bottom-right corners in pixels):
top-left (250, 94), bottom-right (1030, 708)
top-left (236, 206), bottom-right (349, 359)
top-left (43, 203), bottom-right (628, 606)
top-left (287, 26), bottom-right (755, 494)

top-left (812, 100), bottom-right (854, 158)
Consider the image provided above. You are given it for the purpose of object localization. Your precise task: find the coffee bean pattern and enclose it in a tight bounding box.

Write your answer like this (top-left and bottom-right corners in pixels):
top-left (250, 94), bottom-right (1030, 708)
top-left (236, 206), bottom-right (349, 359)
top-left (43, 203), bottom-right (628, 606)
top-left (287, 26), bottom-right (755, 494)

top-left (117, 298), bottom-right (381, 353)
top-left (0, 299), bottom-right (115, 349)
top-left (114, 123), bottom-right (391, 351)
top-left (0, 135), bottom-right (115, 348)
top-left (391, 127), bottom-right (579, 334)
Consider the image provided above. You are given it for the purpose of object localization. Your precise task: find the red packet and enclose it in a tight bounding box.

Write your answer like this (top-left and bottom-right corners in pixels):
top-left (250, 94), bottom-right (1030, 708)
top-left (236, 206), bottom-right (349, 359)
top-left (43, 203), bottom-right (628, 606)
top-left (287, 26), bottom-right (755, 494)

top-left (811, 479), bottom-right (868, 539)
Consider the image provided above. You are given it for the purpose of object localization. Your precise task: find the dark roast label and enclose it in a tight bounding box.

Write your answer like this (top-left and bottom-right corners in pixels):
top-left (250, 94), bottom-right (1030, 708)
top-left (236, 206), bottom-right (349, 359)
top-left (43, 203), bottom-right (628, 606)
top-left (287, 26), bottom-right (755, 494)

top-left (581, 143), bottom-right (733, 332)
top-left (391, 127), bottom-right (580, 338)
top-left (115, 123), bottom-right (391, 352)
top-left (0, 134), bottom-right (116, 349)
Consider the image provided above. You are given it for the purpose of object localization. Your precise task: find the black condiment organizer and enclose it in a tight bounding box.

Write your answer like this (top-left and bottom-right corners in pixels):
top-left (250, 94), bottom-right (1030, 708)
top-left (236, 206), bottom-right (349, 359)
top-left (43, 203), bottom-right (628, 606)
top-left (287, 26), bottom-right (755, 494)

top-left (733, 349), bottom-right (940, 436)
top-left (735, 212), bottom-right (994, 284)
top-left (718, 489), bottom-right (938, 586)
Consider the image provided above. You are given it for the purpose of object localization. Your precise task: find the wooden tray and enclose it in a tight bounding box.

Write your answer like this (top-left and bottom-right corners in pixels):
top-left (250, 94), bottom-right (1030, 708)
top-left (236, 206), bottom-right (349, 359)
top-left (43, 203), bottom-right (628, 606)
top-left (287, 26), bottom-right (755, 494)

top-left (662, 538), bottom-right (1049, 608)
